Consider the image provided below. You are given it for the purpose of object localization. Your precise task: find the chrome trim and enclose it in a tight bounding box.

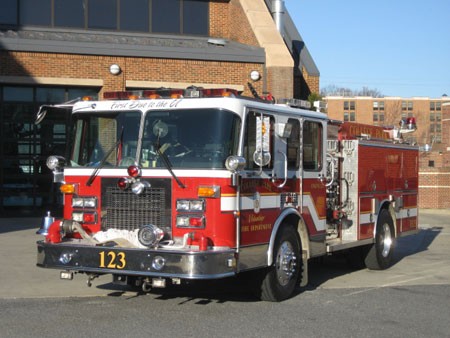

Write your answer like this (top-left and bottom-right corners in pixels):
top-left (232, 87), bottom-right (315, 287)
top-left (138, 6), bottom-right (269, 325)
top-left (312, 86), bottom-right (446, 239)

top-left (37, 241), bottom-right (236, 280)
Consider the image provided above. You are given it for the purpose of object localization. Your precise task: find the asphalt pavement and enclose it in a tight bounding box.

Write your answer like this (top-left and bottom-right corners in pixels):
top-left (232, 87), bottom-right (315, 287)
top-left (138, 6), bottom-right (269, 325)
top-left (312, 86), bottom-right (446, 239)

top-left (0, 209), bottom-right (449, 299)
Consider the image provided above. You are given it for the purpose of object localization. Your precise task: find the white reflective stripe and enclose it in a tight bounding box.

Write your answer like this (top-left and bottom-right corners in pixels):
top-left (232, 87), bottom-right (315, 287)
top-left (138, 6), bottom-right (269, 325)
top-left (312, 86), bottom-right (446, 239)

top-left (221, 196), bottom-right (237, 211)
top-left (359, 208), bottom-right (418, 225)
top-left (64, 168), bottom-right (231, 178)
top-left (220, 194), bottom-right (279, 211)
top-left (302, 194), bottom-right (326, 231)
top-left (396, 207), bottom-right (418, 219)
top-left (221, 193), bottom-right (326, 232)
top-left (359, 213), bottom-right (372, 225)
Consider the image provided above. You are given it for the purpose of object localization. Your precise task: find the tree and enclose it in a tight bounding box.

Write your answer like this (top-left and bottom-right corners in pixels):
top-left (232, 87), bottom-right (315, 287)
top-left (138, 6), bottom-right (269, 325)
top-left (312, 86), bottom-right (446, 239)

top-left (320, 85), bottom-right (383, 98)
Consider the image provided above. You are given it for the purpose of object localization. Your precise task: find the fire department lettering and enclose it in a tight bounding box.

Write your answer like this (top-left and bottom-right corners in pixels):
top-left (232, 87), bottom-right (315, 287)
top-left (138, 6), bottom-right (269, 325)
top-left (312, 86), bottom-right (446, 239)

top-left (99, 251), bottom-right (126, 269)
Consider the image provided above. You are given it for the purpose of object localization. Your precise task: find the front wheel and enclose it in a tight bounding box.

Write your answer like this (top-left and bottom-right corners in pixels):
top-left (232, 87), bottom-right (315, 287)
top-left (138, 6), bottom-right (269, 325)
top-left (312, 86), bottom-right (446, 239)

top-left (365, 209), bottom-right (395, 270)
top-left (260, 226), bottom-right (302, 302)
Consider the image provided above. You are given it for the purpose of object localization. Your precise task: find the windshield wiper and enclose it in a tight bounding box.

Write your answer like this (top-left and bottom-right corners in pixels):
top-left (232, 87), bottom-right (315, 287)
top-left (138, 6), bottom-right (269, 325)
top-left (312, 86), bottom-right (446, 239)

top-left (155, 144), bottom-right (186, 189)
top-left (86, 127), bottom-right (124, 187)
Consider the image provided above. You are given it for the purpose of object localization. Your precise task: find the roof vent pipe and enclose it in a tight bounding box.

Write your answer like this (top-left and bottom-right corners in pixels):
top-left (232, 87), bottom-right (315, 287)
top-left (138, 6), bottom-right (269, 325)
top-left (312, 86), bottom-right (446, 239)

top-left (271, 0), bottom-right (285, 34)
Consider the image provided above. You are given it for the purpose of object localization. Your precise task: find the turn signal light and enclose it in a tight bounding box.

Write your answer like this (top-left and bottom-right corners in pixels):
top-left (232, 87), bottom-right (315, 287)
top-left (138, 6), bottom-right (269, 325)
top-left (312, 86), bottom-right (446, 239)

top-left (60, 183), bottom-right (77, 194)
top-left (197, 185), bottom-right (220, 198)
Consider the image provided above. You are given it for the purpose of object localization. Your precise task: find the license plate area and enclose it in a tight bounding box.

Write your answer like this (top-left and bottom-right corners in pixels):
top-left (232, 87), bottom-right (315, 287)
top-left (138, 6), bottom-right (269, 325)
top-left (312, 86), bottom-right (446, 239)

top-left (98, 250), bottom-right (127, 270)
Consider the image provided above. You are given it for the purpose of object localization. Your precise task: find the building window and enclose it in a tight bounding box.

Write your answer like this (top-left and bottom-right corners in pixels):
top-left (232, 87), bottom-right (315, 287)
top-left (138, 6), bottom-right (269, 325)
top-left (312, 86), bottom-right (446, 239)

top-left (373, 112), bottom-right (378, 122)
top-left (120, 0), bottom-right (149, 32)
top-left (372, 101), bottom-right (384, 111)
top-left (402, 101), bottom-right (413, 111)
top-left (350, 112), bottom-right (355, 122)
top-left (0, 0), bottom-right (18, 25)
top-left (428, 160), bottom-right (434, 167)
top-left (0, 85), bottom-right (99, 210)
top-left (343, 101), bottom-right (355, 111)
top-left (20, 0), bottom-right (51, 26)
top-left (88, 0), bottom-right (118, 30)
top-left (0, 0), bottom-right (209, 36)
top-left (430, 112), bottom-right (435, 121)
top-left (343, 112), bottom-right (349, 121)
top-left (55, 0), bottom-right (85, 28)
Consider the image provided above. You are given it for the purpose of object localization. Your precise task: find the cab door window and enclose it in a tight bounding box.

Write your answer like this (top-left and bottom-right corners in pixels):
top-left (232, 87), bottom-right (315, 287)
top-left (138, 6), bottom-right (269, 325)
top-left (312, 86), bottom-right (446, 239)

top-left (303, 121), bottom-right (323, 171)
top-left (286, 118), bottom-right (300, 170)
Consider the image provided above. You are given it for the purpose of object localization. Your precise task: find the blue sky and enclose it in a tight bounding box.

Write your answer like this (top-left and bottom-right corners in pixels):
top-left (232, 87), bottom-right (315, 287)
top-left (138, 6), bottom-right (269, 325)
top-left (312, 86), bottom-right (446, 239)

top-left (286, 0), bottom-right (450, 98)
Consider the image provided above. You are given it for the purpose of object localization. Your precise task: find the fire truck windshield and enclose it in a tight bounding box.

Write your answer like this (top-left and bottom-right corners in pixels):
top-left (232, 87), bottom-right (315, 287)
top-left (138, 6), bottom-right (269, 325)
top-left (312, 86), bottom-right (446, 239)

top-left (71, 111), bottom-right (141, 167)
top-left (70, 108), bottom-right (240, 169)
top-left (142, 108), bottom-right (240, 169)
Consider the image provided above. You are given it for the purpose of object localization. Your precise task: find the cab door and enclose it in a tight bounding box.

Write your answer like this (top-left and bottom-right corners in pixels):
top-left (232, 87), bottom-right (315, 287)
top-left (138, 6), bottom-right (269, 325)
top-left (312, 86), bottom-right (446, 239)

top-left (301, 118), bottom-right (327, 242)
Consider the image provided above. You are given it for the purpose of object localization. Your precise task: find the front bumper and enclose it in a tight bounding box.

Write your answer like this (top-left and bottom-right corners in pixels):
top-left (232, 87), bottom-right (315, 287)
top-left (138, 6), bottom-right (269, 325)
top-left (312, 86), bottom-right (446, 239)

top-left (37, 240), bottom-right (237, 279)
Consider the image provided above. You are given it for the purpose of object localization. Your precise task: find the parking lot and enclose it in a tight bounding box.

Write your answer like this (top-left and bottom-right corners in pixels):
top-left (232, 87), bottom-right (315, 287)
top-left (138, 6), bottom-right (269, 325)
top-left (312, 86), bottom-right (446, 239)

top-left (0, 209), bottom-right (449, 299)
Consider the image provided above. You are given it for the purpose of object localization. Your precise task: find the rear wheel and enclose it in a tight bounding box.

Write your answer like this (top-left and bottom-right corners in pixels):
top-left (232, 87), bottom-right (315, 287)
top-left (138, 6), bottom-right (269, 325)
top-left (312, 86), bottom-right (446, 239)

top-left (260, 226), bottom-right (302, 302)
top-left (365, 209), bottom-right (395, 270)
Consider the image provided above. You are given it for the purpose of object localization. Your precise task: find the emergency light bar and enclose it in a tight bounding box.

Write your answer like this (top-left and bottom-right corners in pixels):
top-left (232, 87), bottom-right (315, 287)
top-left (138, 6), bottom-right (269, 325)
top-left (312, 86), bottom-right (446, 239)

top-left (103, 87), bottom-right (239, 100)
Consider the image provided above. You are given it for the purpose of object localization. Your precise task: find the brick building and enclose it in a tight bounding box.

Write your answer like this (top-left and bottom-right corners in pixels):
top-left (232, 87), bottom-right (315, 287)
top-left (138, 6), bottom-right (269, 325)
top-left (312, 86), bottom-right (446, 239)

top-left (0, 0), bottom-right (319, 214)
top-left (326, 96), bottom-right (450, 208)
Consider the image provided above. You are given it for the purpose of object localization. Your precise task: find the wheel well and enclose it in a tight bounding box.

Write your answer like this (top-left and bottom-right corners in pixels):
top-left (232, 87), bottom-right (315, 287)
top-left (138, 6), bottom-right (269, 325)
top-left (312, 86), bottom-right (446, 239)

top-left (377, 201), bottom-right (397, 238)
top-left (267, 211), bottom-right (310, 266)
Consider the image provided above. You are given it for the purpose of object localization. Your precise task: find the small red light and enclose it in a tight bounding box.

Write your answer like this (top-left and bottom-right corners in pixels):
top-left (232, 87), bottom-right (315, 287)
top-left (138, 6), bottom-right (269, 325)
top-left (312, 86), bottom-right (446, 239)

top-left (117, 177), bottom-right (130, 190)
top-left (83, 213), bottom-right (96, 223)
top-left (189, 217), bottom-right (204, 227)
top-left (127, 165), bottom-right (141, 178)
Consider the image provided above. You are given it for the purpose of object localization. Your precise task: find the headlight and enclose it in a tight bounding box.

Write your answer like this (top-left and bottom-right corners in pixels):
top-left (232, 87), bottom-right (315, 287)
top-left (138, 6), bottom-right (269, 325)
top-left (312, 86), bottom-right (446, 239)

top-left (46, 155), bottom-right (66, 170)
top-left (176, 199), bottom-right (205, 212)
top-left (225, 156), bottom-right (246, 172)
top-left (72, 196), bottom-right (97, 208)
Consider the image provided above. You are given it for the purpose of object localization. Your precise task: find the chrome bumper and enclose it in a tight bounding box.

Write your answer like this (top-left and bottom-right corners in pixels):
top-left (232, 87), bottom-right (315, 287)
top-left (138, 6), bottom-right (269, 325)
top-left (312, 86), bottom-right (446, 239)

top-left (37, 240), bottom-right (237, 279)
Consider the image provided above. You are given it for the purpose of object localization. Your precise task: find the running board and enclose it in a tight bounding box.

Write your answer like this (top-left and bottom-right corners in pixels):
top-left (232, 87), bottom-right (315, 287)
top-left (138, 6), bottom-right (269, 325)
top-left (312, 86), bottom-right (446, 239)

top-left (326, 238), bottom-right (374, 253)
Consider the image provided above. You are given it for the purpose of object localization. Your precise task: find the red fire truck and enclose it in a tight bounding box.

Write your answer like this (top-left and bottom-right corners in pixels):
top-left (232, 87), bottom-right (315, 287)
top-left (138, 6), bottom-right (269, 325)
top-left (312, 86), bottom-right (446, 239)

top-left (36, 87), bottom-right (419, 301)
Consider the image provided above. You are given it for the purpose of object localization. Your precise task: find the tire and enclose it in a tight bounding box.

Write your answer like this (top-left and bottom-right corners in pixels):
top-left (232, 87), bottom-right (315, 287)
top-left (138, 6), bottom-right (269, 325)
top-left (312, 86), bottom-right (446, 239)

top-left (260, 225), bottom-right (302, 302)
top-left (364, 209), bottom-right (395, 270)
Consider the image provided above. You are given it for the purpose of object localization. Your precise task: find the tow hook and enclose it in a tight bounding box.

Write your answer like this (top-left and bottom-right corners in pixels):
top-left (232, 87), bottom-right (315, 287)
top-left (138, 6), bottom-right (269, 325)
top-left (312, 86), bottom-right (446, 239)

top-left (87, 274), bottom-right (99, 287)
top-left (142, 279), bottom-right (152, 293)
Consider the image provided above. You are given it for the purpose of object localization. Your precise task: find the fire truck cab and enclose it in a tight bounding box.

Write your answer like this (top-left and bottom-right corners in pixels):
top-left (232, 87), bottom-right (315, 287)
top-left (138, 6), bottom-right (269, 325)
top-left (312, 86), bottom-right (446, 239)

top-left (36, 87), bottom-right (419, 301)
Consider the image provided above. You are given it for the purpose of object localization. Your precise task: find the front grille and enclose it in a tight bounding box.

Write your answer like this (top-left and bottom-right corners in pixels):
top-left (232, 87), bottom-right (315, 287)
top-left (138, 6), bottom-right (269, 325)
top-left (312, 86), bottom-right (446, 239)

top-left (103, 182), bottom-right (171, 236)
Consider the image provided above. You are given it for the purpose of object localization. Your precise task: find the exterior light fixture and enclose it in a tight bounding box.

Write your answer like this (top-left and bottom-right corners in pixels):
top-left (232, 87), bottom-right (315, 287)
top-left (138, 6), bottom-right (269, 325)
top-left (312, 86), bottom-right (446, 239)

top-left (250, 70), bottom-right (261, 81)
top-left (109, 64), bottom-right (121, 75)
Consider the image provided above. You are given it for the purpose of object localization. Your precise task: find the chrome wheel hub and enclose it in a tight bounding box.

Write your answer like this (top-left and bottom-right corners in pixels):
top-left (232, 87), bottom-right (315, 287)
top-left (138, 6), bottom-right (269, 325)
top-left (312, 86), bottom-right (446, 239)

top-left (380, 223), bottom-right (393, 258)
top-left (275, 241), bottom-right (297, 286)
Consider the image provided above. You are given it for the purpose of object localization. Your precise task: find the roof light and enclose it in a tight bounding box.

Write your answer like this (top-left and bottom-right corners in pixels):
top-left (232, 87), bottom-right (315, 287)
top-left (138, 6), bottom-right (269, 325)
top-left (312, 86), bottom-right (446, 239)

top-left (117, 177), bottom-right (130, 190)
top-left (127, 165), bottom-right (141, 178)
